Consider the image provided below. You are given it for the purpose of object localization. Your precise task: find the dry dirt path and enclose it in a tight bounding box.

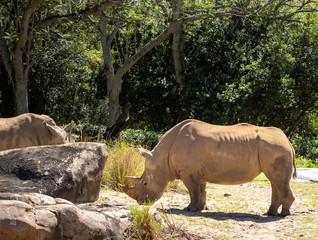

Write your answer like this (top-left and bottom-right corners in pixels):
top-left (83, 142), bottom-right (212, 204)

top-left (297, 168), bottom-right (318, 182)
top-left (100, 174), bottom-right (318, 239)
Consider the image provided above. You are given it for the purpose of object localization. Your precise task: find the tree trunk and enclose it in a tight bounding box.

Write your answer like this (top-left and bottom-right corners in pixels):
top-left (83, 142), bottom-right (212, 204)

top-left (108, 82), bottom-right (121, 126)
top-left (0, 0), bottom-right (124, 117)
top-left (13, 76), bottom-right (29, 114)
top-left (172, 0), bottom-right (185, 87)
top-left (98, 17), bottom-right (185, 126)
top-left (12, 47), bottom-right (29, 114)
top-left (99, 17), bottom-right (121, 126)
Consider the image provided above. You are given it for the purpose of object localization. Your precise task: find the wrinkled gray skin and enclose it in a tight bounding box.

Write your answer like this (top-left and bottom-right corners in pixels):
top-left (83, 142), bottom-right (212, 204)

top-left (119, 119), bottom-right (296, 217)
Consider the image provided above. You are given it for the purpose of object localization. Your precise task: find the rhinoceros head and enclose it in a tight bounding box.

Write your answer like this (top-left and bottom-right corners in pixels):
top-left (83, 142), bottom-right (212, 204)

top-left (119, 147), bottom-right (168, 204)
top-left (43, 120), bottom-right (75, 144)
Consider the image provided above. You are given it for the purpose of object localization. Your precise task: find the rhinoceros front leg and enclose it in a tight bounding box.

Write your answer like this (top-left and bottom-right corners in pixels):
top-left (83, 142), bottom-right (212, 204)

top-left (180, 172), bottom-right (208, 212)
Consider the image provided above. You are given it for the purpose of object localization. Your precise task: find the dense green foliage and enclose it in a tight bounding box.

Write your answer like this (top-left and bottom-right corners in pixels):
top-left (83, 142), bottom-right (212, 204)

top-left (124, 16), bottom-right (318, 136)
top-left (121, 129), bottom-right (163, 149)
top-left (1, 1), bottom-right (318, 162)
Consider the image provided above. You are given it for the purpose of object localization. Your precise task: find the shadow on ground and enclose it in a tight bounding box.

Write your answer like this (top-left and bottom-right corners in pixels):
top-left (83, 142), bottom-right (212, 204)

top-left (161, 208), bottom-right (282, 223)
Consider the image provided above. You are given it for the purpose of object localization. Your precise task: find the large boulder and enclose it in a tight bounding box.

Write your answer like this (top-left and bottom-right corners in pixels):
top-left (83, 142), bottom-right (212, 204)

top-left (0, 193), bottom-right (129, 240)
top-left (0, 142), bottom-right (107, 202)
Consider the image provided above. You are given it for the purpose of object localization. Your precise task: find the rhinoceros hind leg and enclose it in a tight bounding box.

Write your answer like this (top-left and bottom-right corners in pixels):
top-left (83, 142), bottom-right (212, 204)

top-left (262, 155), bottom-right (295, 217)
top-left (264, 173), bottom-right (295, 217)
top-left (266, 183), bottom-right (281, 216)
top-left (278, 185), bottom-right (294, 217)
top-left (266, 182), bottom-right (294, 217)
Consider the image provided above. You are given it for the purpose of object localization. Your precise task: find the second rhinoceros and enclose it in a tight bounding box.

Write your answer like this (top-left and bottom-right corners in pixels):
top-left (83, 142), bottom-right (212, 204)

top-left (119, 119), bottom-right (296, 217)
top-left (0, 113), bottom-right (74, 151)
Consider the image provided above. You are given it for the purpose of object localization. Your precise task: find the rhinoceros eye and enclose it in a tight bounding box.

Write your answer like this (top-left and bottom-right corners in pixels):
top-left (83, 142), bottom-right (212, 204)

top-left (143, 181), bottom-right (147, 186)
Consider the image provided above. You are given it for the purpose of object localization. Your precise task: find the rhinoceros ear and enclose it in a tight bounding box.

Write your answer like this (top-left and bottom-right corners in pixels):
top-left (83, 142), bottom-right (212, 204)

top-left (43, 121), bottom-right (59, 136)
top-left (138, 147), bottom-right (153, 159)
top-left (64, 120), bottom-right (74, 133)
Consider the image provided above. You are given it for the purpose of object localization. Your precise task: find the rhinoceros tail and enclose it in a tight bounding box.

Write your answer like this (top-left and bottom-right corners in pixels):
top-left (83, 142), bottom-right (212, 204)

top-left (292, 154), bottom-right (297, 179)
top-left (291, 142), bottom-right (297, 179)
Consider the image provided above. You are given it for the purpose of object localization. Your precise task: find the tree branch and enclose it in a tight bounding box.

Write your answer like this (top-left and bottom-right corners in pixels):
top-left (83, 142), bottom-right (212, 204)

top-left (113, 0), bottom-right (283, 79)
top-left (115, 18), bottom-right (184, 79)
top-left (36, 0), bottom-right (124, 31)
top-left (15, 0), bottom-right (41, 57)
top-left (272, 0), bottom-right (318, 21)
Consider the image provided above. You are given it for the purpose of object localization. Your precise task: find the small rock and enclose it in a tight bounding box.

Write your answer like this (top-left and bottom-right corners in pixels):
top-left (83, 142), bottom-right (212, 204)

top-left (54, 198), bottom-right (73, 205)
top-left (224, 193), bottom-right (231, 197)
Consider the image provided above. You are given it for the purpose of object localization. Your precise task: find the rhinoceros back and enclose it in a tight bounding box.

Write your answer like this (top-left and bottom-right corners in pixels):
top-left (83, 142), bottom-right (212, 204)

top-left (166, 120), bottom-right (293, 185)
top-left (0, 113), bottom-right (65, 151)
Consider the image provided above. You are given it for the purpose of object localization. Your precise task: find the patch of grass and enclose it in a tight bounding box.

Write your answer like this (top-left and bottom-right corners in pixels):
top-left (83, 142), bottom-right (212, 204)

top-left (251, 173), bottom-right (271, 187)
top-left (291, 182), bottom-right (318, 210)
top-left (102, 141), bottom-right (144, 190)
top-left (213, 236), bottom-right (231, 240)
top-left (128, 206), bottom-right (161, 240)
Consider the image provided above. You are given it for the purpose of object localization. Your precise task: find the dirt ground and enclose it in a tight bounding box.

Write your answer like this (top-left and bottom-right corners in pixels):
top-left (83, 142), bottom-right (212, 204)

top-left (99, 175), bottom-right (318, 239)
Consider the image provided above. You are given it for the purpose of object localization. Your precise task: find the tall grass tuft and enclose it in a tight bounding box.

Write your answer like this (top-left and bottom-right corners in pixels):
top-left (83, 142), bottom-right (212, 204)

top-left (102, 140), bottom-right (145, 190)
top-left (128, 206), bottom-right (161, 240)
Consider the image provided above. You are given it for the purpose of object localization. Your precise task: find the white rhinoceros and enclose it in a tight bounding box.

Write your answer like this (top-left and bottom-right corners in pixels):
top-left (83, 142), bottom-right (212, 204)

top-left (119, 119), bottom-right (296, 217)
top-left (0, 113), bottom-right (74, 151)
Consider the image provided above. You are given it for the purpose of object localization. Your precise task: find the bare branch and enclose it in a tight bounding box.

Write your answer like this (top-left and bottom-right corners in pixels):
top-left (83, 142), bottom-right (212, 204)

top-left (272, 0), bottom-right (318, 21)
top-left (36, 0), bottom-right (124, 31)
top-left (15, 0), bottom-right (41, 56)
top-left (273, 0), bottom-right (289, 19)
top-left (113, 0), bottom-right (291, 80)
top-left (115, 18), bottom-right (184, 79)
top-left (109, 22), bottom-right (120, 44)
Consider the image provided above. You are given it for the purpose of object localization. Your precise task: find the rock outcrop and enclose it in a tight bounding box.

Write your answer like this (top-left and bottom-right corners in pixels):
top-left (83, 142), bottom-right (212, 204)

top-left (0, 193), bottom-right (129, 240)
top-left (0, 142), bottom-right (107, 202)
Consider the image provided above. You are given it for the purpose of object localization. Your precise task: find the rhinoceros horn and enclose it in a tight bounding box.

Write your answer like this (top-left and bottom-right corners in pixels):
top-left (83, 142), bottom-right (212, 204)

top-left (118, 183), bottom-right (138, 200)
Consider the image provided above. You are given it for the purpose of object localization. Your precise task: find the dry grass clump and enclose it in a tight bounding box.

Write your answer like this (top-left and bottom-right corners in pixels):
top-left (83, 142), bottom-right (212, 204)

top-left (128, 206), bottom-right (161, 240)
top-left (102, 141), bottom-right (144, 190)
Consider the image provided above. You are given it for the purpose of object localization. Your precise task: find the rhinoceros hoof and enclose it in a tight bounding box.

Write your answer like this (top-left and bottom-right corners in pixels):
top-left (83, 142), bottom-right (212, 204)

top-left (280, 208), bottom-right (291, 217)
top-left (183, 205), bottom-right (203, 212)
top-left (266, 206), bottom-right (278, 217)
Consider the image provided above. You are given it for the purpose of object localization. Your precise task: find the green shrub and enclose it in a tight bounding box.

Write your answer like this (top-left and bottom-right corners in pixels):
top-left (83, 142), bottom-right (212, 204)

top-left (120, 129), bottom-right (163, 149)
top-left (295, 156), bottom-right (318, 168)
top-left (102, 141), bottom-right (144, 190)
top-left (128, 206), bottom-right (161, 240)
top-left (292, 136), bottom-right (318, 166)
